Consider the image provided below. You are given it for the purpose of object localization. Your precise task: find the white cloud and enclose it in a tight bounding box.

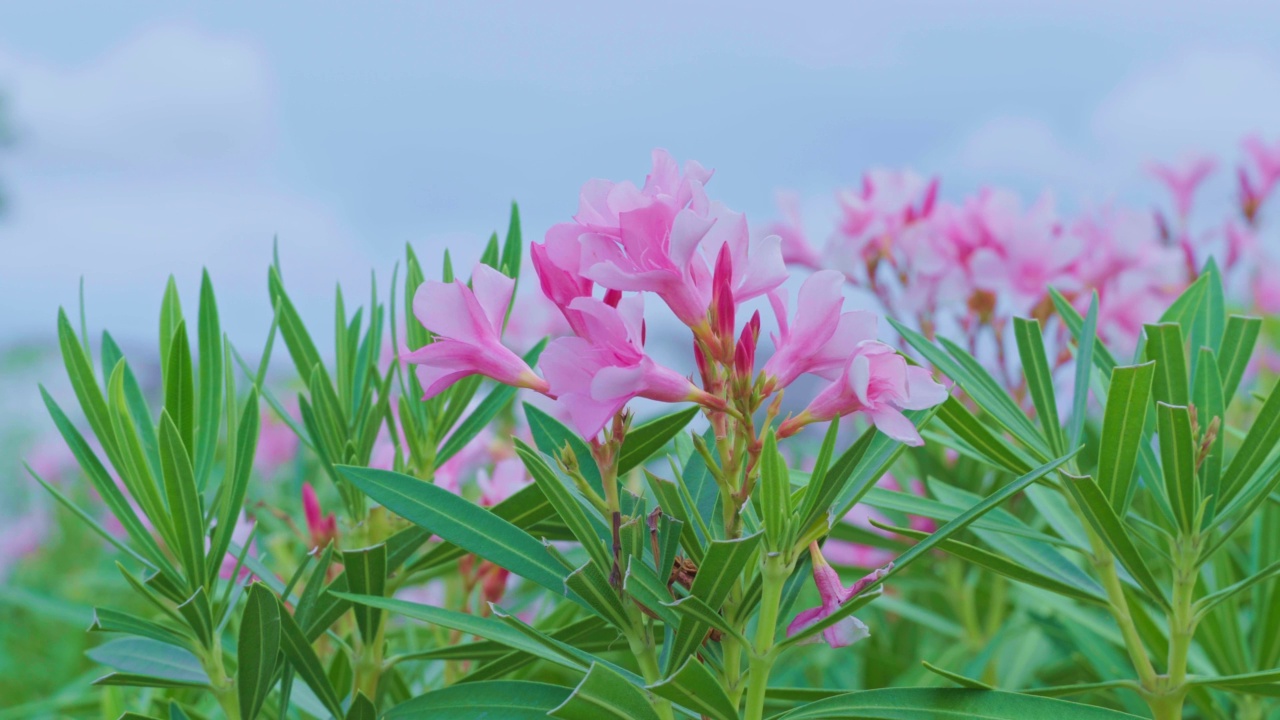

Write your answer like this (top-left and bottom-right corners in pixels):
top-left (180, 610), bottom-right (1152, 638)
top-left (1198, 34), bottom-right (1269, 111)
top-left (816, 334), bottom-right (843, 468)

top-left (0, 24), bottom-right (370, 347)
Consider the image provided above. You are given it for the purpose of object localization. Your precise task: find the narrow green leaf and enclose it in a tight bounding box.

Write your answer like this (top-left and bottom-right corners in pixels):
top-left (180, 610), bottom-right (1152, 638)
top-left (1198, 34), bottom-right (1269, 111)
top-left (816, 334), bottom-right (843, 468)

top-left (158, 413), bottom-right (206, 590)
top-left (665, 532), bottom-right (763, 673)
top-left (1063, 475), bottom-right (1168, 609)
top-left (1218, 315), bottom-right (1262, 403)
top-left (550, 662), bottom-right (661, 720)
top-left (386, 681), bottom-right (571, 719)
top-left (525, 402), bottom-right (604, 496)
top-left (648, 657), bottom-right (738, 720)
top-left (87, 637), bottom-right (207, 688)
top-left (194, 270), bottom-right (222, 488)
top-left (1220, 378), bottom-right (1280, 507)
top-left (1157, 402), bottom-right (1198, 531)
top-left (935, 398), bottom-right (1032, 475)
top-left (90, 608), bottom-right (191, 649)
top-left (343, 545), bottom-right (388, 643)
top-left (1096, 362), bottom-right (1155, 511)
top-left (774, 688), bottom-right (1144, 719)
top-left (1192, 347), bottom-right (1225, 522)
top-left (1049, 288), bottom-right (1119, 378)
top-left (1014, 317), bottom-right (1064, 455)
top-left (1067, 293), bottom-right (1098, 451)
top-left (268, 267), bottom-right (325, 386)
top-left (345, 693), bottom-right (377, 720)
top-left (1145, 323), bottom-right (1189, 408)
top-left (516, 440), bottom-right (612, 574)
top-left (276, 598), bottom-right (344, 719)
top-left (238, 583), bottom-right (281, 720)
top-left (163, 322), bottom-right (196, 455)
top-left (337, 466), bottom-right (569, 597)
top-left (759, 430), bottom-right (791, 549)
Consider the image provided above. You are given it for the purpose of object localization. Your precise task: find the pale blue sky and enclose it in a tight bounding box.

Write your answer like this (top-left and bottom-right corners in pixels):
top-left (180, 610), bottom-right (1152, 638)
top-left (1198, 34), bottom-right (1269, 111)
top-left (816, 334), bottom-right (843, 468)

top-left (2, 1), bottom-right (1279, 348)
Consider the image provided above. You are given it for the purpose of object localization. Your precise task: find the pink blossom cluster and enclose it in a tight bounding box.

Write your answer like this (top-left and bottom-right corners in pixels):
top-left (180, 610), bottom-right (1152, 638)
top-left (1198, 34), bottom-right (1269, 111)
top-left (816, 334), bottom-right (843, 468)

top-left (769, 135), bottom-right (1280, 387)
top-left (406, 149), bottom-right (949, 446)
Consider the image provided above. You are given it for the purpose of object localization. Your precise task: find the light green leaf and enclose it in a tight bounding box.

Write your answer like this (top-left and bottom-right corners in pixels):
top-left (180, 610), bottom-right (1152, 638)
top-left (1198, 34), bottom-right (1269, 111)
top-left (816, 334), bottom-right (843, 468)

top-left (87, 637), bottom-right (207, 688)
top-left (774, 688), bottom-right (1143, 719)
top-left (648, 656), bottom-right (738, 720)
top-left (1218, 315), bottom-right (1262, 403)
top-left (1062, 475), bottom-right (1168, 609)
top-left (1067, 293), bottom-right (1098, 451)
top-left (158, 412), bottom-right (206, 590)
top-left (386, 681), bottom-right (571, 719)
top-left (1013, 317), bottom-right (1064, 456)
top-left (1156, 402), bottom-right (1197, 531)
top-left (549, 662), bottom-right (662, 720)
top-left (1096, 362), bottom-right (1155, 511)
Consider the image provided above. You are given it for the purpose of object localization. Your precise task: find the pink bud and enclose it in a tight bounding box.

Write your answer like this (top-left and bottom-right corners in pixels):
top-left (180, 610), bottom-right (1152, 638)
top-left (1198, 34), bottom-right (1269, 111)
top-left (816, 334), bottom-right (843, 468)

top-left (302, 483), bottom-right (337, 550)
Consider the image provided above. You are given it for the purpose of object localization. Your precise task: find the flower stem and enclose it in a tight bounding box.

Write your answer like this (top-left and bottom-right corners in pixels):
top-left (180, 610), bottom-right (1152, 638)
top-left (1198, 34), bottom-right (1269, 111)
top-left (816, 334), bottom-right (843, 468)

top-left (201, 646), bottom-right (241, 720)
top-left (743, 553), bottom-right (789, 720)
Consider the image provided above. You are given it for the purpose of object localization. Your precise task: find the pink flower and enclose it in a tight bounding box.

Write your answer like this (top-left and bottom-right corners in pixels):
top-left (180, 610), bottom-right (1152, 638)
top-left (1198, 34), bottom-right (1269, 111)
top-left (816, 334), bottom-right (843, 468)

top-left (765, 191), bottom-right (822, 270)
top-left (829, 169), bottom-right (938, 272)
top-left (540, 294), bottom-right (721, 439)
top-left (761, 270), bottom-right (877, 390)
top-left (1254, 265), bottom-right (1280, 315)
top-left (965, 193), bottom-right (1078, 317)
top-left (786, 542), bottom-right (889, 648)
top-left (1224, 220), bottom-right (1257, 271)
top-left (477, 458), bottom-right (530, 507)
top-left (302, 483), bottom-right (337, 551)
top-left (254, 405), bottom-right (300, 478)
top-left (1243, 135), bottom-right (1280, 201)
top-left (1149, 155), bottom-right (1216, 220)
top-left (404, 263), bottom-right (550, 398)
top-left (778, 343), bottom-right (948, 445)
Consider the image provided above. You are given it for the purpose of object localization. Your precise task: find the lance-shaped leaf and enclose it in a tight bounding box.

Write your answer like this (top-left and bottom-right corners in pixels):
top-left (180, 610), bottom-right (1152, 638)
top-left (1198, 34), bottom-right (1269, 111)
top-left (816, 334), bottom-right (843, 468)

top-left (343, 544), bottom-right (388, 644)
top-left (1096, 362), bottom-right (1154, 511)
top-left (176, 588), bottom-right (214, 650)
top-left (1063, 475), bottom-right (1168, 609)
top-left (648, 656), bottom-right (738, 720)
top-left (662, 594), bottom-right (749, 648)
top-left (337, 466), bottom-right (568, 597)
top-left (624, 557), bottom-right (679, 628)
top-left (194, 271), bottom-right (223, 488)
top-left (158, 413), bottom-right (206, 591)
top-left (774, 688), bottom-right (1145, 719)
top-left (795, 424), bottom-right (875, 539)
top-left (664, 532), bottom-right (763, 673)
top-left (1067, 293), bottom-right (1099, 451)
top-left (1050, 288), bottom-right (1119, 378)
top-left (346, 693), bottom-right (377, 720)
top-left (1192, 347), bottom-right (1225, 522)
top-left (458, 617), bottom-right (620, 683)
top-left (1014, 317), bottom-right (1064, 455)
top-left (759, 430), bottom-right (791, 549)
top-left (406, 481), bottom-right (554, 574)
top-left (87, 637), bottom-right (208, 689)
top-left (516, 439), bottom-right (612, 572)
top-left (238, 583), bottom-right (281, 720)
top-left (386, 681), bottom-right (572, 719)
top-left (935, 397), bottom-right (1032, 475)
top-left (550, 662), bottom-right (662, 720)
top-left (526, 402), bottom-right (603, 496)
top-left (619, 406), bottom-right (701, 475)
top-left (90, 608), bottom-right (191, 649)
top-left (1145, 323), bottom-right (1189, 408)
top-left (1157, 402), bottom-right (1198, 531)
top-left (276, 597), bottom-right (344, 720)
top-left (1218, 315), bottom-right (1261, 403)
top-left (565, 559), bottom-right (632, 631)
top-left (1220, 378), bottom-right (1280, 507)
top-left (333, 592), bottom-right (587, 673)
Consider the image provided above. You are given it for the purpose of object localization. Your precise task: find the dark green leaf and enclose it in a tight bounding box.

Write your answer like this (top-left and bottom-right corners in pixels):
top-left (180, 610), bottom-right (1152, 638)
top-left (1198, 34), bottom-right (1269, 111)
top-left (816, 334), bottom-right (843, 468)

top-left (238, 583), bottom-right (281, 720)
top-left (343, 545), bottom-right (388, 644)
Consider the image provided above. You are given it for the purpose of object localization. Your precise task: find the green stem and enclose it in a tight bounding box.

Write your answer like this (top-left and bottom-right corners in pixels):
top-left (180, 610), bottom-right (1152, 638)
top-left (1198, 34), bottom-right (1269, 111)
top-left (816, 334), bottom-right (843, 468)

top-left (202, 646), bottom-right (241, 720)
top-left (626, 620), bottom-right (675, 720)
top-left (743, 554), bottom-right (788, 720)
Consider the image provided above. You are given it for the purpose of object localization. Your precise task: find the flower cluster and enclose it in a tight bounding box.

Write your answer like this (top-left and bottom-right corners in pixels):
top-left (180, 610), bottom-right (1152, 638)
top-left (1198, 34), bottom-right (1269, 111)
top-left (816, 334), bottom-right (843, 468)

top-left (772, 135), bottom-right (1280, 388)
top-left (407, 149), bottom-right (948, 448)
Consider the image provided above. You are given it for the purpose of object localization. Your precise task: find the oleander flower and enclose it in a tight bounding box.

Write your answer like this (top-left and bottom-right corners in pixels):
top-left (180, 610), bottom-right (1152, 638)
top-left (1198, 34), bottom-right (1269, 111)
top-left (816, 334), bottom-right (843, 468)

top-left (1149, 155), bottom-right (1216, 220)
top-left (302, 483), bottom-right (337, 551)
top-left (765, 190), bottom-right (822, 270)
top-left (786, 542), bottom-right (891, 648)
top-left (1243, 135), bottom-right (1280, 201)
top-left (778, 342), bottom-right (948, 444)
top-left (540, 294), bottom-right (722, 439)
top-left (404, 263), bottom-right (550, 398)
top-left (761, 270), bottom-right (877, 390)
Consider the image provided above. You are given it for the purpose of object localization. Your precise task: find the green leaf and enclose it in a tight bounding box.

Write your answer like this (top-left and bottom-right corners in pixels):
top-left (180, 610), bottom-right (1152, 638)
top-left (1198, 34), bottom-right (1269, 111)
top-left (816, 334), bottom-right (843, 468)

top-left (386, 681), bottom-right (571, 719)
top-left (1220, 378), bottom-right (1280, 507)
top-left (662, 594), bottom-right (749, 648)
top-left (795, 424), bottom-right (876, 540)
top-left (550, 662), bottom-right (662, 720)
top-left (1192, 347), bottom-right (1225, 522)
top-left (1157, 402), bottom-right (1198, 531)
top-left (1049, 288), bottom-right (1119, 379)
top-left (343, 544), bottom-right (388, 644)
top-left (935, 398), bottom-right (1031, 475)
top-left (565, 559), bottom-right (632, 630)
top-left (759, 430), bottom-right (791, 549)
top-left (87, 637), bottom-right (207, 688)
top-left (345, 693), bottom-right (377, 720)
top-left (1067, 293), bottom-right (1098, 451)
top-left (207, 392), bottom-right (260, 585)
top-left (268, 266), bottom-right (325, 387)
top-left (460, 617), bottom-right (620, 684)
top-left (921, 661), bottom-right (995, 690)
top-left (163, 322), bottom-right (196, 455)
top-left (159, 275), bottom-right (184, 376)
top-left (1145, 323), bottom-right (1189, 408)
top-left (1188, 258), bottom-right (1226, 364)
top-left (194, 270), bottom-right (223, 488)
top-left (1014, 317), bottom-right (1064, 456)
top-left (500, 202), bottom-right (524, 279)
top-left (90, 608), bottom-right (191, 649)
top-left (1096, 362), bottom-right (1155, 511)
top-left (158, 412), bottom-right (206, 590)
top-left (1218, 315), bottom-right (1262, 403)
top-left (665, 532), bottom-right (763, 673)
top-left (437, 340), bottom-right (547, 465)
top-left (333, 592), bottom-right (587, 673)
top-left (870, 451), bottom-right (1077, 592)
top-left (526, 402), bottom-right (604, 496)
top-left (515, 440), bottom-right (612, 574)
top-left (619, 407), bottom-right (701, 475)
top-left (276, 597), bottom-right (344, 720)
top-left (774, 688), bottom-right (1144, 719)
top-left (648, 657), bottom-right (738, 720)
top-left (338, 466), bottom-right (569, 597)
top-left (238, 583), bottom-right (281, 720)
top-left (1062, 475), bottom-right (1168, 609)
top-left (406, 482), bottom-right (555, 574)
